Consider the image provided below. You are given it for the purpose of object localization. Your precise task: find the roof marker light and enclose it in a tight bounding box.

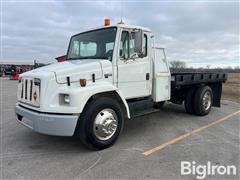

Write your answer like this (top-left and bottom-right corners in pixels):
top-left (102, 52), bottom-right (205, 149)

top-left (104, 19), bottom-right (110, 26)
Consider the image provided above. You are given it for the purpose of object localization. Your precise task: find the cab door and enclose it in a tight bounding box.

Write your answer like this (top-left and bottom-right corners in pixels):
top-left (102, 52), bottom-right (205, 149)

top-left (117, 30), bottom-right (151, 99)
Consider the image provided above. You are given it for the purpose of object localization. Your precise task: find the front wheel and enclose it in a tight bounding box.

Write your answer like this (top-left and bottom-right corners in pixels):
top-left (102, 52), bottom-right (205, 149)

top-left (76, 97), bottom-right (124, 150)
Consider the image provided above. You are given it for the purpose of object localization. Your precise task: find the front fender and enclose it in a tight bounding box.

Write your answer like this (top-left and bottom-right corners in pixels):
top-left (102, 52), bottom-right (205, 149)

top-left (56, 82), bottom-right (130, 118)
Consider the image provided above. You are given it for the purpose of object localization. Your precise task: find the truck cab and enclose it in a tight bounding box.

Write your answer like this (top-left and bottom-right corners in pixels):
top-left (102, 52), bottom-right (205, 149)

top-left (15, 20), bottom-right (226, 150)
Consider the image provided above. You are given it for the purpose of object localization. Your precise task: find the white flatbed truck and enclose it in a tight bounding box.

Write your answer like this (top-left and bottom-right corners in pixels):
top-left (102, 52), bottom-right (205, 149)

top-left (15, 20), bottom-right (227, 149)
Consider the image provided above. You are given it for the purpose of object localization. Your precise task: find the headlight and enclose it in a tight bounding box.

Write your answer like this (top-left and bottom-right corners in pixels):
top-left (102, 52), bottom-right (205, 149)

top-left (64, 94), bottom-right (70, 104)
top-left (59, 93), bottom-right (70, 105)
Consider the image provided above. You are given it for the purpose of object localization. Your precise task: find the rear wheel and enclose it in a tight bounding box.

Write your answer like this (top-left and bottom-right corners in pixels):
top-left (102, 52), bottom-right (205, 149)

top-left (76, 97), bottom-right (124, 150)
top-left (193, 86), bottom-right (213, 116)
top-left (184, 87), bottom-right (196, 114)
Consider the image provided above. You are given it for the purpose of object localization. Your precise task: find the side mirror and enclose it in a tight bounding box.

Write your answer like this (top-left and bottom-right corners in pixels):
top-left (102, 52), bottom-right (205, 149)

top-left (134, 30), bottom-right (143, 55)
top-left (55, 55), bottom-right (66, 62)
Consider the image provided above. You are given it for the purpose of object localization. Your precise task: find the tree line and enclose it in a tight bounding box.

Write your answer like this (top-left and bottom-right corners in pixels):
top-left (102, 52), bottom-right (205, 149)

top-left (169, 60), bottom-right (240, 73)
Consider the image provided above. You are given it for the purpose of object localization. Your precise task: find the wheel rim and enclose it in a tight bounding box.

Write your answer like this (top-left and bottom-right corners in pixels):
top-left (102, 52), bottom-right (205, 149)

top-left (202, 91), bottom-right (211, 111)
top-left (93, 108), bottom-right (118, 141)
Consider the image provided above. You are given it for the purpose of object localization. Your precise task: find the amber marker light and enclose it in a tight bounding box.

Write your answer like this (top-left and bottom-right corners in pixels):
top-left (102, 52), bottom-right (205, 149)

top-left (80, 79), bottom-right (87, 87)
top-left (104, 18), bottom-right (110, 26)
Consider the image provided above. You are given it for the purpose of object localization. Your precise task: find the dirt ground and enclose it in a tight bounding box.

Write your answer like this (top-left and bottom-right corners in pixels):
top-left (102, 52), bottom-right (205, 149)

top-left (222, 73), bottom-right (240, 103)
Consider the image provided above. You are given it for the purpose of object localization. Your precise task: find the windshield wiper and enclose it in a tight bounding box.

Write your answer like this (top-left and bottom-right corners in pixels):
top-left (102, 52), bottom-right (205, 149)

top-left (66, 57), bottom-right (88, 60)
top-left (66, 58), bottom-right (76, 60)
top-left (91, 57), bottom-right (108, 60)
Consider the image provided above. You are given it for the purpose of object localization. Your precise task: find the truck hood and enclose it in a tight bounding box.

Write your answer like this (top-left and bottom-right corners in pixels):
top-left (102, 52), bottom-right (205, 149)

top-left (33, 59), bottom-right (104, 84)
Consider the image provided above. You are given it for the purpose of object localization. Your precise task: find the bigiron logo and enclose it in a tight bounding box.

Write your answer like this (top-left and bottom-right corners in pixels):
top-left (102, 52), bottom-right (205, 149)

top-left (181, 161), bottom-right (236, 179)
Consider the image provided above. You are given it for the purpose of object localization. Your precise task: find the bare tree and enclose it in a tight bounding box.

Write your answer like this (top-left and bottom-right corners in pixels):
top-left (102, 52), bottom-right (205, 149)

top-left (234, 66), bottom-right (240, 70)
top-left (169, 60), bottom-right (186, 69)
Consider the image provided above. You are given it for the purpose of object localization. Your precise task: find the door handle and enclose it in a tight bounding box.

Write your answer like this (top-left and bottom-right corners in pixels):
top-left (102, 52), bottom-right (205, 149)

top-left (146, 73), bottom-right (150, 80)
top-left (104, 73), bottom-right (112, 78)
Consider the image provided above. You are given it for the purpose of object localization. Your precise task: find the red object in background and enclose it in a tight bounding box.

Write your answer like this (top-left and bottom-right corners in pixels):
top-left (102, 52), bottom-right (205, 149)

top-left (10, 72), bottom-right (20, 80)
top-left (55, 55), bottom-right (66, 62)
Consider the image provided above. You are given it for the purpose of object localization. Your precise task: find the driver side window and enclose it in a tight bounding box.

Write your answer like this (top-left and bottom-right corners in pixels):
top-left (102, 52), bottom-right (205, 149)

top-left (120, 31), bottom-right (129, 59)
top-left (119, 30), bottom-right (147, 60)
top-left (129, 32), bottom-right (137, 59)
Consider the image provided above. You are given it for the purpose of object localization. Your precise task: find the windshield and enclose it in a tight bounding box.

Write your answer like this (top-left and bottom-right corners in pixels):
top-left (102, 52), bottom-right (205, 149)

top-left (67, 27), bottom-right (117, 61)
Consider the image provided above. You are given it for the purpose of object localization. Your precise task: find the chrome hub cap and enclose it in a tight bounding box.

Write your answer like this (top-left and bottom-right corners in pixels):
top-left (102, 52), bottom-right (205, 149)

top-left (203, 91), bottom-right (211, 110)
top-left (93, 109), bottom-right (118, 141)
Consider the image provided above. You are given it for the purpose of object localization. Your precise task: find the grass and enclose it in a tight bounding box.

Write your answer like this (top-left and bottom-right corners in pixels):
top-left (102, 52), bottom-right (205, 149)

top-left (222, 73), bottom-right (240, 103)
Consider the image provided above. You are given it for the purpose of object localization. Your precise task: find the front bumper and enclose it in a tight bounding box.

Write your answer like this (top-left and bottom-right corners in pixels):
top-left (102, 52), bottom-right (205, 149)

top-left (15, 103), bottom-right (79, 136)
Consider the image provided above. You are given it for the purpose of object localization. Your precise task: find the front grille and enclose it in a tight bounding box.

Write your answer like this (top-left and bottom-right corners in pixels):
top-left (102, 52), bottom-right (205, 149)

top-left (30, 80), bottom-right (33, 101)
top-left (18, 77), bottom-right (40, 107)
top-left (25, 79), bottom-right (28, 100)
top-left (21, 82), bottom-right (24, 98)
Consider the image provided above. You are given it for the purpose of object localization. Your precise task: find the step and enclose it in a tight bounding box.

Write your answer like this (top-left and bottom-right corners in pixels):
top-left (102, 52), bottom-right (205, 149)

top-left (132, 107), bottom-right (160, 118)
top-left (127, 98), bottom-right (159, 118)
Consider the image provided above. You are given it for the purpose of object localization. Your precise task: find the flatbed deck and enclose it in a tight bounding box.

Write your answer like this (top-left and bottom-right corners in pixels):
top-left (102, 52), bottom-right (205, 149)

top-left (170, 68), bottom-right (227, 87)
top-left (169, 68), bottom-right (227, 108)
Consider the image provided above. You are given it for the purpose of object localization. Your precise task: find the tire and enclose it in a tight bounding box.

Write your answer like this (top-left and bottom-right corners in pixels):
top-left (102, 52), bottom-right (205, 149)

top-left (184, 87), bottom-right (196, 114)
top-left (76, 97), bottom-right (124, 150)
top-left (193, 86), bottom-right (213, 116)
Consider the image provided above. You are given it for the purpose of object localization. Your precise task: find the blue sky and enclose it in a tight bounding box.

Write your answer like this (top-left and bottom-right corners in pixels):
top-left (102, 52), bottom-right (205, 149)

top-left (0, 0), bottom-right (239, 68)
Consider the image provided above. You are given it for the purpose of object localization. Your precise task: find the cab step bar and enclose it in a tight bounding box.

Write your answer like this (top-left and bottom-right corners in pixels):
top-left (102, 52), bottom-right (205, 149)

top-left (127, 98), bottom-right (160, 118)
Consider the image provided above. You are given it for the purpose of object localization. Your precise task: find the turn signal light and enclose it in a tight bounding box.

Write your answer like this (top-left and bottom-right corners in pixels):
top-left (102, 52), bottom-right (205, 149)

top-left (104, 18), bottom-right (110, 26)
top-left (80, 79), bottom-right (86, 87)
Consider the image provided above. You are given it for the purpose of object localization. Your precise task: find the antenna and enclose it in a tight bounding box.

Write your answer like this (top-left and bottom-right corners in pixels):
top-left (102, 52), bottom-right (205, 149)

top-left (119, 0), bottom-right (124, 24)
